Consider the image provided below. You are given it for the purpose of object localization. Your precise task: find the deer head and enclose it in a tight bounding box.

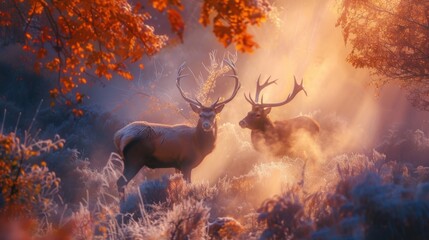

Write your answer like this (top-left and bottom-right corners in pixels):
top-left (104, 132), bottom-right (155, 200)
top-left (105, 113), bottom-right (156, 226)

top-left (239, 75), bottom-right (307, 130)
top-left (177, 60), bottom-right (240, 132)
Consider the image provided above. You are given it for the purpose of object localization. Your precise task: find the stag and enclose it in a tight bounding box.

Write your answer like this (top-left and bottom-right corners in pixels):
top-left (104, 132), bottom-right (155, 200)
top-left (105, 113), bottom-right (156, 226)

top-left (114, 61), bottom-right (240, 198)
top-left (239, 75), bottom-right (319, 157)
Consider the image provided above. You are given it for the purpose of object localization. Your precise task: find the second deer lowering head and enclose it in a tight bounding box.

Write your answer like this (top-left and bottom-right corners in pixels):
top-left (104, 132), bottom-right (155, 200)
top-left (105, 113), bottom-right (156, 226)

top-left (239, 75), bottom-right (320, 157)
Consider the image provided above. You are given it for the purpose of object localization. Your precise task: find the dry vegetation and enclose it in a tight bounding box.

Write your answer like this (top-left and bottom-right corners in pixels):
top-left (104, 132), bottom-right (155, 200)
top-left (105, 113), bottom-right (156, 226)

top-left (1, 121), bottom-right (429, 240)
top-left (2, 54), bottom-right (429, 240)
top-left (1, 0), bottom-right (428, 239)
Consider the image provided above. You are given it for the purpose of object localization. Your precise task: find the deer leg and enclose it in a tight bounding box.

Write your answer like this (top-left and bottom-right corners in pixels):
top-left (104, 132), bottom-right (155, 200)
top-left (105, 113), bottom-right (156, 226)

top-left (117, 164), bottom-right (143, 200)
top-left (116, 158), bottom-right (145, 200)
top-left (180, 168), bottom-right (192, 183)
top-left (117, 142), bottom-right (148, 200)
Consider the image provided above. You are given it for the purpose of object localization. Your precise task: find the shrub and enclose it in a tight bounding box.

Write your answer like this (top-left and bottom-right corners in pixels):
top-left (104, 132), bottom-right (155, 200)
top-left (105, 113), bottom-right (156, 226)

top-left (0, 132), bottom-right (64, 215)
top-left (257, 187), bottom-right (313, 240)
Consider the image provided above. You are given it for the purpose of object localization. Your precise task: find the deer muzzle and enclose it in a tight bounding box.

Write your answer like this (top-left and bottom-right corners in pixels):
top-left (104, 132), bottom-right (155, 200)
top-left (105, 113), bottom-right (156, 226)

top-left (239, 120), bottom-right (247, 128)
top-left (202, 121), bottom-right (213, 131)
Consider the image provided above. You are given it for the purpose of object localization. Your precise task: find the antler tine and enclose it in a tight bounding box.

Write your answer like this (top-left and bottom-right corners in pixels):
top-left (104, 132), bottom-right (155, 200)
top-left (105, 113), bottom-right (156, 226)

top-left (244, 92), bottom-right (256, 105)
top-left (209, 97), bottom-right (221, 108)
top-left (176, 62), bottom-right (202, 107)
top-left (254, 74), bottom-right (262, 103)
top-left (254, 75), bottom-right (278, 103)
top-left (196, 98), bottom-right (204, 106)
top-left (212, 59), bottom-right (241, 107)
top-left (297, 76), bottom-right (308, 96)
top-left (258, 75), bottom-right (307, 108)
top-left (221, 60), bottom-right (239, 83)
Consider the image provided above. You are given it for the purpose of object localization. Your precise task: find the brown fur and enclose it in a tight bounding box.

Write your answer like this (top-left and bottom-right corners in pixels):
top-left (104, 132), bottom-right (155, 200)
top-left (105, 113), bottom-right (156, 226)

top-left (240, 106), bottom-right (319, 157)
top-left (114, 107), bottom-right (221, 197)
top-left (114, 60), bottom-right (240, 199)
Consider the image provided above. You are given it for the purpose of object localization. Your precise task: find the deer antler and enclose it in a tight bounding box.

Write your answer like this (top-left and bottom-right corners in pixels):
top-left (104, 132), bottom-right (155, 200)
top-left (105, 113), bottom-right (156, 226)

top-left (244, 92), bottom-right (256, 105)
top-left (176, 62), bottom-right (203, 107)
top-left (258, 76), bottom-right (307, 108)
top-left (177, 60), bottom-right (240, 108)
top-left (255, 75), bottom-right (277, 103)
top-left (244, 75), bottom-right (277, 105)
top-left (245, 75), bottom-right (307, 108)
top-left (211, 60), bottom-right (241, 108)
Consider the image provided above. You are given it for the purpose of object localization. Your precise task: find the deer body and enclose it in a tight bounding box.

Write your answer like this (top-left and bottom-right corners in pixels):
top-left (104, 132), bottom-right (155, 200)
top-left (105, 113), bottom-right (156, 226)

top-left (248, 116), bottom-right (319, 156)
top-left (115, 61), bottom-right (240, 198)
top-left (114, 120), bottom-right (217, 182)
top-left (240, 75), bottom-right (319, 157)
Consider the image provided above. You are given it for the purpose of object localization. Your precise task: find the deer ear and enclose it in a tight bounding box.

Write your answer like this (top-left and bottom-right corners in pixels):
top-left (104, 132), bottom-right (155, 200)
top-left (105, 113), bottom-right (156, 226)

top-left (190, 103), bottom-right (202, 113)
top-left (214, 104), bottom-right (225, 114)
top-left (263, 107), bottom-right (271, 115)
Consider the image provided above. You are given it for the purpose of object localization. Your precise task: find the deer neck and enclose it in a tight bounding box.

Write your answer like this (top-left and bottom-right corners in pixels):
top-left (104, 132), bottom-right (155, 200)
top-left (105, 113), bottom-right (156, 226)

top-left (257, 118), bottom-right (274, 133)
top-left (251, 118), bottom-right (276, 149)
top-left (194, 121), bottom-right (217, 154)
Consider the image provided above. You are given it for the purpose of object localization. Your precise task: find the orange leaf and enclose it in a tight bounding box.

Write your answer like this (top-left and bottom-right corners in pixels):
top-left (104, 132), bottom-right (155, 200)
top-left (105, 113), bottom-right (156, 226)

top-left (85, 43), bottom-right (94, 51)
top-left (72, 108), bottom-right (84, 117)
top-left (236, 33), bottom-right (258, 53)
top-left (118, 70), bottom-right (133, 80)
top-left (151, 0), bottom-right (168, 11)
top-left (49, 88), bottom-right (59, 98)
top-left (37, 48), bottom-right (47, 58)
top-left (78, 77), bottom-right (87, 84)
top-left (75, 93), bottom-right (84, 103)
top-left (22, 45), bottom-right (31, 51)
top-left (34, 2), bottom-right (44, 14)
top-left (167, 9), bottom-right (185, 42)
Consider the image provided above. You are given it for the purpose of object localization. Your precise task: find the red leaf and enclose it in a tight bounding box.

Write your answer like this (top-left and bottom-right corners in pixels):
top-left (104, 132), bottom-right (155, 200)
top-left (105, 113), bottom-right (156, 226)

top-left (167, 9), bottom-right (185, 42)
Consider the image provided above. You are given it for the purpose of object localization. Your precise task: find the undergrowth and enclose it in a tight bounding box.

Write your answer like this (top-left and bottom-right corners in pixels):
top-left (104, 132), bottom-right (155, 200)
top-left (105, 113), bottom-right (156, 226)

top-left (2, 128), bottom-right (429, 239)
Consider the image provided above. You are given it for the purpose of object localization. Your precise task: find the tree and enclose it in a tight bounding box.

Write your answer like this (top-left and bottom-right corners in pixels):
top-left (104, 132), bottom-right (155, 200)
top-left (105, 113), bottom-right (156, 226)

top-left (200, 0), bottom-right (270, 52)
top-left (0, 0), bottom-right (270, 115)
top-left (337, 0), bottom-right (429, 110)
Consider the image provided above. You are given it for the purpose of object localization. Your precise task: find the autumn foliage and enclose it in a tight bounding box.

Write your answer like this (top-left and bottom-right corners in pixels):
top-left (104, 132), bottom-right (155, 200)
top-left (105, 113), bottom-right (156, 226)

top-left (0, 132), bottom-right (64, 215)
top-left (0, 0), bottom-right (270, 113)
top-left (200, 0), bottom-right (271, 52)
top-left (1, 0), bottom-right (167, 111)
top-left (337, 0), bottom-right (429, 110)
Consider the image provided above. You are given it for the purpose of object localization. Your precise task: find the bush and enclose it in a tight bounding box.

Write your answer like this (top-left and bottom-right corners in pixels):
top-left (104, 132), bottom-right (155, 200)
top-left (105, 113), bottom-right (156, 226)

top-left (258, 188), bottom-right (313, 240)
top-left (0, 132), bottom-right (64, 215)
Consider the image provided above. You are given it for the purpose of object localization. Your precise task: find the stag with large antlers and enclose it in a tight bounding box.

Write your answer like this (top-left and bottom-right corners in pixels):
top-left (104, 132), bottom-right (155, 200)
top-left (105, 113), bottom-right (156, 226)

top-left (239, 75), bottom-right (319, 157)
top-left (114, 61), bottom-right (240, 198)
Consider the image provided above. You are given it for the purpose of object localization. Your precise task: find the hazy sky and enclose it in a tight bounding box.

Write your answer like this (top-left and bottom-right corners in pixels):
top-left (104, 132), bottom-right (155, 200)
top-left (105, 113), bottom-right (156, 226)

top-left (94, 0), bottom-right (429, 139)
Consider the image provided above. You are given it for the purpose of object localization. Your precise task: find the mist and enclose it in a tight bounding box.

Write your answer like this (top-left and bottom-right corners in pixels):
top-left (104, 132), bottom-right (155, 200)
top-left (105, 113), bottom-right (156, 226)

top-left (82, 0), bottom-right (429, 191)
top-left (2, 1), bottom-right (429, 239)
top-left (0, 0), bottom-right (422, 193)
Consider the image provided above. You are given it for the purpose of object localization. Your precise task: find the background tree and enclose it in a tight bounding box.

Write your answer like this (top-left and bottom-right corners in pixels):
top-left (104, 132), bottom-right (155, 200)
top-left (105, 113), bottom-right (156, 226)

top-left (0, 0), bottom-right (271, 115)
top-left (337, 0), bottom-right (429, 110)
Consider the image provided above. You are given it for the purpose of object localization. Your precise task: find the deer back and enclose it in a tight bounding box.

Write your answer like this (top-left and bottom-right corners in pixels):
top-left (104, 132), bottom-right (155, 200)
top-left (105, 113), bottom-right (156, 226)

top-left (274, 116), bottom-right (320, 139)
top-left (114, 121), bottom-right (194, 157)
top-left (249, 116), bottom-right (319, 156)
